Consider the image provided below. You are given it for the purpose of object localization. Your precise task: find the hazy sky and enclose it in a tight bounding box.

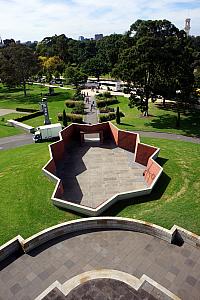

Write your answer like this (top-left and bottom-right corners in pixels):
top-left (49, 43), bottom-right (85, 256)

top-left (0, 0), bottom-right (199, 42)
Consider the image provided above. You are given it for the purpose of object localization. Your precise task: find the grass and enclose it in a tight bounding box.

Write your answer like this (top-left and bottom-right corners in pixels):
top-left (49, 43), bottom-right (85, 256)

top-left (0, 143), bottom-right (79, 245)
top-left (110, 96), bottom-right (200, 137)
top-left (0, 137), bottom-right (200, 245)
top-left (0, 84), bottom-right (75, 135)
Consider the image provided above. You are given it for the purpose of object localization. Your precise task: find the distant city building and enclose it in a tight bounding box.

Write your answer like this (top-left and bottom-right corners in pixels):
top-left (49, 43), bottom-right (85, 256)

top-left (79, 36), bottom-right (85, 41)
top-left (95, 34), bottom-right (103, 41)
top-left (0, 36), bottom-right (3, 47)
top-left (184, 18), bottom-right (191, 36)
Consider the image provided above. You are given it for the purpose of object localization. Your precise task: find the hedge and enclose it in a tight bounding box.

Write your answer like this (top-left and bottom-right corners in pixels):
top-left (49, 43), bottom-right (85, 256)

top-left (65, 100), bottom-right (83, 108)
top-left (58, 113), bottom-right (83, 123)
top-left (99, 107), bottom-right (115, 113)
top-left (96, 98), bottom-right (119, 108)
top-left (99, 112), bottom-right (116, 122)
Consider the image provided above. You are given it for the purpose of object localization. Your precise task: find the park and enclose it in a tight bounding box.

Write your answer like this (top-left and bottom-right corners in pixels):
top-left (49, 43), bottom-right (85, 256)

top-left (0, 19), bottom-right (200, 300)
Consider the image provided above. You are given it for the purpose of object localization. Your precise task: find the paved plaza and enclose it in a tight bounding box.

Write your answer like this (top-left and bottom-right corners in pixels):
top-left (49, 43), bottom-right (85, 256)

top-left (57, 141), bottom-right (147, 208)
top-left (1, 230), bottom-right (200, 299)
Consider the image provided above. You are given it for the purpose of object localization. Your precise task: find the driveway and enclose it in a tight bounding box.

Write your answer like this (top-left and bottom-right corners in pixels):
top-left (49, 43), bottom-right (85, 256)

top-left (0, 134), bottom-right (34, 151)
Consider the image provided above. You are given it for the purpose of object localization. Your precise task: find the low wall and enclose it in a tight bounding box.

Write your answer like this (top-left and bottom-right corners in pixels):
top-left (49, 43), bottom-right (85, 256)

top-left (0, 236), bottom-right (23, 262)
top-left (7, 119), bottom-right (34, 132)
top-left (118, 130), bottom-right (137, 153)
top-left (135, 143), bottom-right (158, 166)
top-left (43, 122), bottom-right (162, 215)
top-left (1, 218), bottom-right (200, 263)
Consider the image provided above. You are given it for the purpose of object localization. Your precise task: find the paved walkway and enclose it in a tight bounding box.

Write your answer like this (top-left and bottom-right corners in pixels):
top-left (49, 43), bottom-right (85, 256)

top-left (0, 109), bottom-right (28, 117)
top-left (134, 130), bottom-right (200, 144)
top-left (57, 141), bottom-right (146, 208)
top-left (0, 134), bottom-right (34, 151)
top-left (1, 230), bottom-right (200, 300)
top-left (83, 92), bottom-right (98, 125)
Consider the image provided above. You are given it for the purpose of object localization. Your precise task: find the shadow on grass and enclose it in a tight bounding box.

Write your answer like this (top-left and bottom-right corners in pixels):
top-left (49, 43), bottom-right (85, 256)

top-left (119, 122), bottom-right (135, 128)
top-left (145, 112), bottom-right (200, 137)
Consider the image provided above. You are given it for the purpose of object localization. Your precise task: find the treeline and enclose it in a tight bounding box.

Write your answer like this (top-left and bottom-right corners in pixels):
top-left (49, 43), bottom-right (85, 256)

top-left (0, 19), bottom-right (200, 120)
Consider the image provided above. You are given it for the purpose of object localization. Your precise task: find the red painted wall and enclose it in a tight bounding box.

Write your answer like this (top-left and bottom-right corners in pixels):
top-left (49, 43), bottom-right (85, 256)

top-left (144, 158), bottom-right (161, 186)
top-left (109, 123), bottom-right (118, 144)
top-left (54, 181), bottom-right (64, 199)
top-left (135, 143), bottom-right (157, 166)
top-left (45, 159), bottom-right (56, 175)
top-left (118, 130), bottom-right (137, 153)
top-left (61, 124), bottom-right (75, 146)
top-left (50, 140), bottom-right (65, 165)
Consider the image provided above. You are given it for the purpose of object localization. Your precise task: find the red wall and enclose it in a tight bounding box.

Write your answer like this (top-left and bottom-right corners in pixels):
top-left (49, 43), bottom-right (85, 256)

top-left (118, 130), bottom-right (137, 153)
top-left (54, 181), bottom-right (64, 199)
top-left (144, 158), bottom-right (161, 186)
top-left (135, 143), bottom-right (157, 166)
top-left (50, 140), bottom-right (65, 165)
top-left (45, 159), bottom-right (56, 175)
top-left (109, 123), bottom-right (118, 144)
top-left (61, 124), bottom-right (75, 146)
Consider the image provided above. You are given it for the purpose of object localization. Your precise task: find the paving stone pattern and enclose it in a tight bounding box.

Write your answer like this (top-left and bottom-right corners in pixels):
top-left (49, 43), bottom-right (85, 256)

top-left (57, 141), bottom-right (147, 208)
top-left (1, 230), bottom-right (200, 299)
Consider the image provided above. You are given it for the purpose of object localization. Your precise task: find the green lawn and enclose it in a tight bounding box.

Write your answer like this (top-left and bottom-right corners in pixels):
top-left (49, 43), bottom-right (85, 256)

top-left (0, 137), bottom-right (200, 245)
top-left (110, 96), bottom-right (200, 137)
top-left (0, 84), bottom-right (75, 135)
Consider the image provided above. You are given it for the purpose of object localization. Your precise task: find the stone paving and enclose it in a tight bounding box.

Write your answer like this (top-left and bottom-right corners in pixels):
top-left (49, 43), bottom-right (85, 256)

top-left (1, 230), bottom-right (200, 299)
top-left (57, 141), bottom-right (147, 208)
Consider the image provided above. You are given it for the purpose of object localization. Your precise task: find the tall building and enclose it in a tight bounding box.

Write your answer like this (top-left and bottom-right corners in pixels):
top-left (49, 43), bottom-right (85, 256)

top-left (79, 36), bottom-right (85, 41)
top-left (184, 18), bottom-right (191, 36)
top-left (95, 34), bottom-right (103, 41)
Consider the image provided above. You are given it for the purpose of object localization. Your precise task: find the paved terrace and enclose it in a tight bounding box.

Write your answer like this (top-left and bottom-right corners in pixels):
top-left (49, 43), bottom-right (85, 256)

top-left (1, 230), bottom-right (200, 299)
top-left (56, 140), bottom-right (147, 208)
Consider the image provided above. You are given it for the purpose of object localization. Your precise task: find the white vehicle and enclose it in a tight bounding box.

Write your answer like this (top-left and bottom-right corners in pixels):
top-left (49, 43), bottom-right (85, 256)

top-left (33, 123), bottom-right (62, 142)
top-left (99, 80), bottom-right (121, 92)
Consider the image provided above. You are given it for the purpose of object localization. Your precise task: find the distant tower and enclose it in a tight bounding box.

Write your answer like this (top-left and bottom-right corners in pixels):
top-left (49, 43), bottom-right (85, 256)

top-left (184, 18), bottom-right (191, 36)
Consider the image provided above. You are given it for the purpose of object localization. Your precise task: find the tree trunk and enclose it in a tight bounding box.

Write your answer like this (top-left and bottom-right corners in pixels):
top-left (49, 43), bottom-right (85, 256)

top-left (163, 97), bottom-right (166, 107)
top-left (176, 110), bottom-right (180, 128)
top-left (23, 81), bottom-right (27, 97)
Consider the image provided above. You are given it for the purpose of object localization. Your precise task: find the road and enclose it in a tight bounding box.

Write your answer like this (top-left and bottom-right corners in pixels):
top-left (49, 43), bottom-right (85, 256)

top-left (0, 134), bottom-right (34, 151)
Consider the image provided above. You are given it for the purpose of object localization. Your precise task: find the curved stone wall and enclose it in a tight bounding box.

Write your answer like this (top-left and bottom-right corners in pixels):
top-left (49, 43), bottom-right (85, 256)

top-left (1, 217), bottom-right (200, 262)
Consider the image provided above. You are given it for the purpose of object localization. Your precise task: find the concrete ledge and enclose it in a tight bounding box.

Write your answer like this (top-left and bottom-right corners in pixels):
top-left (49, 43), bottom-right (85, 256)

top-left (7, 119), bottom-right (34, 132)
top-left (34, 269), bottom-right (180, 300)
top-left (0, 235), bottom-right (24, 262)
top-left (1, 217), bottom-right (200, 264)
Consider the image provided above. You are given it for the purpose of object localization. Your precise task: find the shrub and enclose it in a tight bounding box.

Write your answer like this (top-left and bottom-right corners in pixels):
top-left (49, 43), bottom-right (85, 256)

top-left (99, 112), bottom-right (116, 122)
top-left (73, 89), bottom-right (84, 101)
top-left (65, 100), bottom-right (83, 108)
top-left (99, 106), bottom-right (115, 113)
top-left (96, 98), bottom-right (119, 108)
top-left (58, 113), bottom-right (83, 123)
top-left (116, 106), bottom-right (120, 124)
top-left (96, 91), bottom-right (112, 99)
top-left (71, 102), bottom-right (85, 114)
top-left (63, 109), bottom-right (68, 127)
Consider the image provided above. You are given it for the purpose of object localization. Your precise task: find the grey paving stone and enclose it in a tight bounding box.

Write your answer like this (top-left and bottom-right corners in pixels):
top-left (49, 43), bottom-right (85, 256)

top-left (185, 275), bottom-right (197, 286)
top-left (10, 283), bottom-right (22, 295)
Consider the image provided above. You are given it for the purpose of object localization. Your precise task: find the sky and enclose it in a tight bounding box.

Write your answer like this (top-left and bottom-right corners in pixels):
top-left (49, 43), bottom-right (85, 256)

top-left (0, 0), bottom-right (199, 42)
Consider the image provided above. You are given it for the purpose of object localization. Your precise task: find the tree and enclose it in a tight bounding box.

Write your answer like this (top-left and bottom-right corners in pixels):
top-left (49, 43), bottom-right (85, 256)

top-left (0, 44), bottom-right (40, 95)
top-left (114, 19), bottom-right (195, 118)
top-left (40, 56), bottom-right (65, 78)
top-left (116, 106), bottom-right (121, 124)
top-left (82, 55), bottom-right (108, 81)
top-left (64, 66), bottom-right (88, 88)
top-left (63, 109), bottom-right (68, 127)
